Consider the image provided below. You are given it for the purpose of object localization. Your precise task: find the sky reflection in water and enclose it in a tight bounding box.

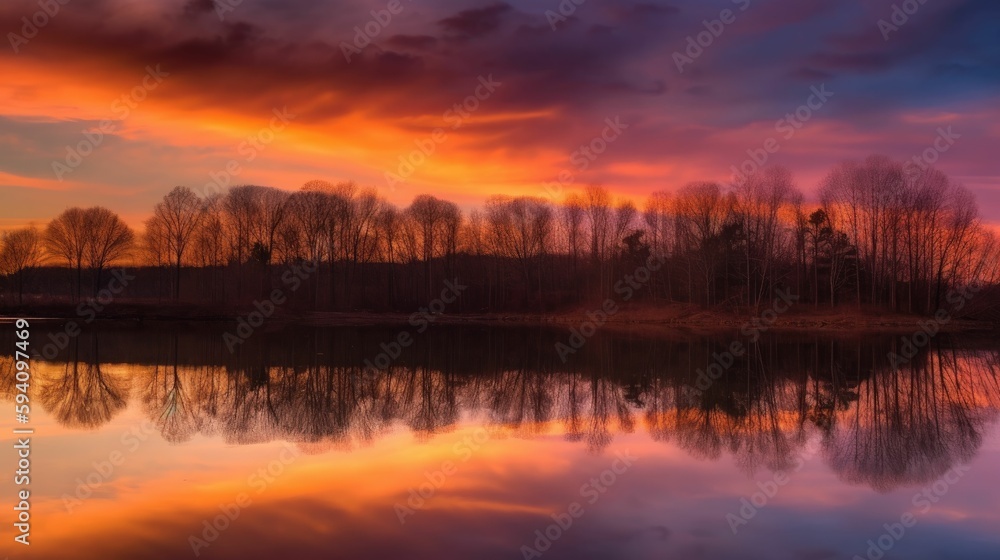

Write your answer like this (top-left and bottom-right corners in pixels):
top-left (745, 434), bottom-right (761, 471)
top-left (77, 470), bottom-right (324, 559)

top-left (1, 324), bottom-right (999, 560)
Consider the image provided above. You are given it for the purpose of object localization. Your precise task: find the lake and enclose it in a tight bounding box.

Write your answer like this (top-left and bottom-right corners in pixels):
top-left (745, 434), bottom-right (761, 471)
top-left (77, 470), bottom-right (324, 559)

top-left (2, 323), bottom-right (999, 559)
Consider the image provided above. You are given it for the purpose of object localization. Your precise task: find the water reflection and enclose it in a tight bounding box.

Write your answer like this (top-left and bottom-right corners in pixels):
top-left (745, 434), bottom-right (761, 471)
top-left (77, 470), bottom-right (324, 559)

top-left (4, 324), bottom-right (999, 493)
top-left (36, 336), bottom-right (128, 428)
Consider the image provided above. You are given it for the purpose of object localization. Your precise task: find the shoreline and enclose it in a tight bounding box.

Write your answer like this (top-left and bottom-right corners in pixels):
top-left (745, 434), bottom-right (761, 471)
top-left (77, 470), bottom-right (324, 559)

top-left (2, 302), bottom-right (996, 333)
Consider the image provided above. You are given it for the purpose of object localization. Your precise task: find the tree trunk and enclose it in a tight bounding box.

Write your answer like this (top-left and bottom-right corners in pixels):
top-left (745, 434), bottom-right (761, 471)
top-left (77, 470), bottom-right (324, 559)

top-left (175, 259), bottom-right (182, 300)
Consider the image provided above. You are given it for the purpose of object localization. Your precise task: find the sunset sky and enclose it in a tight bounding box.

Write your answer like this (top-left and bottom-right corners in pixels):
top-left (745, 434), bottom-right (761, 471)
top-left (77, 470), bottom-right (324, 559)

top-left (1, 0), bottom-right (998, 229)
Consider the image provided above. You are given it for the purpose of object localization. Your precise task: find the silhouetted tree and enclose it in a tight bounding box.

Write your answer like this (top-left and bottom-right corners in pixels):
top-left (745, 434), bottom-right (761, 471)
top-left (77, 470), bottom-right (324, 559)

top-left (44, 207), bottom-right (89, 301)
top-left (83, 207), bottom-right (135, 296)
top-left (0, 226), bottom-right (43, 304)
top-left (148, 186), bottom-right (204, 299)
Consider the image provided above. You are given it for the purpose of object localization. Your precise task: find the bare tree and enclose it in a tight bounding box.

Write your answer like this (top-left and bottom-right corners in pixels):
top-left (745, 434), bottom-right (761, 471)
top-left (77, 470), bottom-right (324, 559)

top-left (0, 226), bottom-right (42, 304)
top-left (192, 193), bottom-right (229, 301)
top-left (287, 189), bottom-right (331, 265)
top-left (344, 188), bottom-right (384, 305)
top-left (83, 207), bottom-right (135, 295)
top-left (142, 215), bottom-right (170, 298)
top-left (149, 186), bottom-right (204, 299)
top-left (485, 196), bottom-right (553, 302)
top-left (818, 155), bottom-right (992, 311)
top-left (732, 166), bottom-right (798, 305)
top-left (933, 183), bottom-right (979, 307)
top-left (821, 155), bottom-right (905, 306)
top-left (406, 194), bottom-right (461, 299)
top-left (561, 193), bottom-right (586, 274)
top-left (673, 182), bottom-right (731, 305)
top-left (302, 180), bottom-right (354, 307)
top-left (583, 185), bottom-right (612, 263)
top-left (285, 188), bottom-right (331, 305)
top-left (222, 186), bottom-right (256, 266)
top-left (463, 209), bottom-right (486, 257)
top-left (247, 185), bottom-right (290, 264)
top-left (377, 203), bottom-right (403, 306)
top-left (44, 207), bottom-right (89, 301)
top-left (612, 200), bottom-right (638, 251)
top-left (582, 185), bottom-right (613, 294)
top-left (643, 191), bottom-right (672, 299)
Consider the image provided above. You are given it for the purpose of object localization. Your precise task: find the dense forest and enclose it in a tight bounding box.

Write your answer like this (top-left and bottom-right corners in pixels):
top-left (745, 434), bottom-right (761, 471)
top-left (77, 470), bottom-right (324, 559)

top-left (2, 154), bottom-right (999, 316)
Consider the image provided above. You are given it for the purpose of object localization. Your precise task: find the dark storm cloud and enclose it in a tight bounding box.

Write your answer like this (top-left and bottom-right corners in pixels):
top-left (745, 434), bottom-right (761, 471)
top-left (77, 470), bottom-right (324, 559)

top-left (0, 0), bottom-right (682, 127)
top-left (438, 2), bottom-right (513, 38)
top-left (182, 0), bottom-right (216, 19)
top-left (1, 0), bottom-right (996, 125)
top-left (1, 0), bottom-right (999, 209)
top-left (386, 34), bottom-right (439, 50)
top-left (630, 3), bottom-right (679, 16)
top-left (787, 68), bottom-right (834, 82)
top-left (806, 52), bottom-right (893, 73)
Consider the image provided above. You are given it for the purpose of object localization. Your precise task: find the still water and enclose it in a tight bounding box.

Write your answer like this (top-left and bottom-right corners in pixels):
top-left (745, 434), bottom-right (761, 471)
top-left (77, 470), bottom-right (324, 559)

top-left (1, 323), bottom-right (999, 559)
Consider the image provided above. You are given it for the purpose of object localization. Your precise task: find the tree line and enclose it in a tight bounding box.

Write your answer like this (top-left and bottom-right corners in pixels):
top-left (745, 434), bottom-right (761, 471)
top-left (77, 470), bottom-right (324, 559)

top-left (2, 154), bottom-right (999, 315)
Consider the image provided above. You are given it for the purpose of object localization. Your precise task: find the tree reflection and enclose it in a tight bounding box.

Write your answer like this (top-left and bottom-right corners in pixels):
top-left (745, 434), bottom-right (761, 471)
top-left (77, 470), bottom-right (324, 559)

top-left (0, 354), bottom-right (17, 400)
top-left (138, 334), bottom-right (202, 443)
top-left (825, 345), bottom-right (1000, 491)
top-left (37, 335), bottom-right (128, 428)
top-left (5, 324), bottom-right (1000, 493)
